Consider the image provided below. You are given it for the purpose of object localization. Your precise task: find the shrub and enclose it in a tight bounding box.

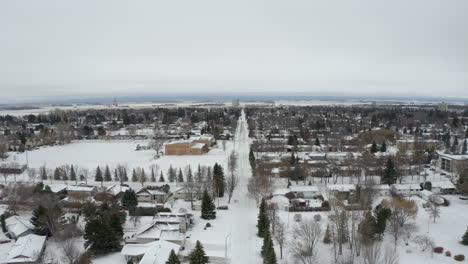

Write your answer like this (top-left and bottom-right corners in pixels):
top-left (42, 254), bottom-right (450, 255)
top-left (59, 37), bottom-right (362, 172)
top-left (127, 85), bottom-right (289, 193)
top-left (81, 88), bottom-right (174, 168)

top-left (454, 254), bottom-right (465, 261)
top-left (321, 201), bottom-right (330, 209)
top-left (313, 214), bottom-right (322, 222)
top-left (433, 247), bottom-right (443, 254)
top-left (446, 251), bottom-right (451, 257)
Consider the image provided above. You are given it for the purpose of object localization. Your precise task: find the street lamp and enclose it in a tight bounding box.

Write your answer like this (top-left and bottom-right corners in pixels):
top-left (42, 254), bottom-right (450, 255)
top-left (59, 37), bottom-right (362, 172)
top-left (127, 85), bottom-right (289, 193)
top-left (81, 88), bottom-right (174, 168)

top-left (225, 233), bottom-right (231, 258)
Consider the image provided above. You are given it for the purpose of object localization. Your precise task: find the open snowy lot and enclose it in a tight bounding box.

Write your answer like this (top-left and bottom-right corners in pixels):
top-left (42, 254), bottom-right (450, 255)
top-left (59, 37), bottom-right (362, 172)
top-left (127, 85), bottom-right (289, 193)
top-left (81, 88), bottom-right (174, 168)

top-left (5, 139), bottom-right (233, 185)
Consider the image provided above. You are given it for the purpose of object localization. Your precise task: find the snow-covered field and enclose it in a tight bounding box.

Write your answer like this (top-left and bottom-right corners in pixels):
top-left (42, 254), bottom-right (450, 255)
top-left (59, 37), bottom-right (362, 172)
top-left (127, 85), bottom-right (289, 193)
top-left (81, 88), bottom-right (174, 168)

top-left (4, 139), bottom-right (234, 185)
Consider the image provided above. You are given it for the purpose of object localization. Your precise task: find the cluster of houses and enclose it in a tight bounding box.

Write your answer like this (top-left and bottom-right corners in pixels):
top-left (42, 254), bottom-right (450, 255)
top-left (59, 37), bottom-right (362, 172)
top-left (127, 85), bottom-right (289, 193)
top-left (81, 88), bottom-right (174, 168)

top-left (270, 180), bottom-right (456, 211)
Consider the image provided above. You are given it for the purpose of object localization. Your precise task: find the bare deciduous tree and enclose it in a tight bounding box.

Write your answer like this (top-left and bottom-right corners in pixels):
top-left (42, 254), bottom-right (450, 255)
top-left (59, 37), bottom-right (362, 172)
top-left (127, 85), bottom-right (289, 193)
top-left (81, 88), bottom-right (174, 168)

top-left (274, 219), bottom-right (287, 260)
top-left (61, 239), bottom-right (82, 264)
top-left (226, 151), bottom-right (239, 204)
top-left (289, 220), bottom-right (322, 264)
top-left (428, 203), bottom-right (440, 223)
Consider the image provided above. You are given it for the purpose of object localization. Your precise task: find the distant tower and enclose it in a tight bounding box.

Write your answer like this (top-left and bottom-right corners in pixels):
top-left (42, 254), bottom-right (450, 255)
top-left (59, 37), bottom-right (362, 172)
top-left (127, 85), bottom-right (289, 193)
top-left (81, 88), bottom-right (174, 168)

top-left (112, 98), bottom-right (118, 107)
top-left (232, 98), bottom-right (240, 108)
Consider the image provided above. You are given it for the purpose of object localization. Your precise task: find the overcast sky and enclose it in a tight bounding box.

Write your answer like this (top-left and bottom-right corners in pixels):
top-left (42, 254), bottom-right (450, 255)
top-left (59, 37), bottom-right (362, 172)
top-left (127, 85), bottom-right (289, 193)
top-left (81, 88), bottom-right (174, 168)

top-left (1, 0), bottom-right (467, 103)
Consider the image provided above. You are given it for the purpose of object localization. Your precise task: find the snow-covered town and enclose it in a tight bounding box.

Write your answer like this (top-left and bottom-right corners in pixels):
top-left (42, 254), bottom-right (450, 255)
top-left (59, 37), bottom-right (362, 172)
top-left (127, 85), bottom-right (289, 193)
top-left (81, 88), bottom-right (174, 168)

top-left (2, 1), bottom-right (468, 263)
top-left (0, 101), bottom-right (468, 264)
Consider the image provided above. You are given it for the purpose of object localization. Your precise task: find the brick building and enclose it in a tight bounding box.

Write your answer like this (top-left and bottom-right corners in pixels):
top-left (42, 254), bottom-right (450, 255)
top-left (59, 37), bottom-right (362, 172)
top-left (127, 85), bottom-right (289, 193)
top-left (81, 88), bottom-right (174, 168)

top-left (165, 140), bottom-right (209, 155)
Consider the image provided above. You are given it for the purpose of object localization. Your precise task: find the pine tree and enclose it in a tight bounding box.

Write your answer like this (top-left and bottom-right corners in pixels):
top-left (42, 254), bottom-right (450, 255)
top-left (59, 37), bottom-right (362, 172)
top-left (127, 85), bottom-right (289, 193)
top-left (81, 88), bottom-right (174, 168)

top-left (151, 168), bottom-right (156, 182)
top-left (114, 169), bottom-right (120, 182)
top-left (359, 211), bottom-right (377, 244)
top-left (370, 141), bottom-right (378, 154)
top-left (189, 241), bottom-right (209, 264)
top-left (323, 224), bottom-right (332, 244)
top-left (187, 166), bottom-right (193, 182)
top-left (201, 190), bottom-right (216, 220)
top-left (131, 168), bottom-right (138, 182)
top-left (30, 204), bottom-right (65, 236)
top-left (213, 163), bottom-right (225, 197)
top-left (70, 165), bottom-right (77, 181)
top-left (54, 167), bottom-right (62, 181)
top-left (95, 166), bottom-right (103, 183)
top-left (257, 198), bottom-right (270, 238)
top-left (40, 166), bottom-right (47, 181)
top-left (381, 141), bottom-right (387, 152)
top-left (122, 189), bottom-right (138, 208)
top-left (140, 169), bottom-right (147, 186)
top-left (373, 205), bottom-right (391, 239)
top-left (382, 158), bottom-right (398, 184)
top-left (166, 249), bottom-right (181, 264)
top-left (261, 230), bottom-right (277, 264)
top-left (168, 165), bottom-right (176, 182)
top-left (159, 171), bottom-right (165, 182)
top-left (123, 169), bottom-right (128, 182)
top-left (178, 168), bottom-right (184, 182)
top-left (104, 165), bottom-right (112, 181)
top-left (462, 226), bottom-right (468, 245)
top-left (315, 137), bottom-right (320, 146)
top-left (249, 148), bottom-right (256, 169)
top-left (84, 216), bottom-right (121, 255)
top-left (463, 139), bottom-right (467, 154)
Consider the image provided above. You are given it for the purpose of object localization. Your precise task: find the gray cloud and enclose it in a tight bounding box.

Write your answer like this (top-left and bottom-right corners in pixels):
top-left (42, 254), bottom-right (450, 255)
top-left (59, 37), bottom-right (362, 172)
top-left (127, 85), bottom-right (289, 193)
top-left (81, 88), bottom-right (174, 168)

top-left (1, 0), bottom-right (467, 103)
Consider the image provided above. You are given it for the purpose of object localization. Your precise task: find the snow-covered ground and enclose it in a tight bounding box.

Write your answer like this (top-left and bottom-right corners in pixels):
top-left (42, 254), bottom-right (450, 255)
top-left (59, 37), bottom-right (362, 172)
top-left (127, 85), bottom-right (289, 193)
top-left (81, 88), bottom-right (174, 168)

top-left (3, 139), bottom-right (234, 186)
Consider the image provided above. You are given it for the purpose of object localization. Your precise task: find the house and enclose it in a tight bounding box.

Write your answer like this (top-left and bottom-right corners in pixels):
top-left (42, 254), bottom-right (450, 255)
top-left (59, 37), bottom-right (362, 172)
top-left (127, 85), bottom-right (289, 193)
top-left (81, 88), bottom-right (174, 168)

top-left (391, 184), bottom-right (422, 196)
top-left (127, 223), bottom-right (185, 245)
top-left (327, 184), bottom-right (356, 200)
top-left (5, 234), bottom-right (47, 264)
top-left (418, 190), bottom-right (444, 205)
top-left (172, 186), bottom-right (200, 200)
top-left (136, 187), bottom-right (167, 203)
top-left (107, 184), bottom-right (131, 199)
top-left (5, 216), bottom-right (34, 239)
top-left (121, 240), bottom-right (180, 264)
top-left (289, 185), bottom-right (320, 199)
top-left (430, 181), bottom-right (456, 194)
top-left (165, 140), bottom-right (209, 155)
top-left (66, 183), bottom-right (97, 197)
top-left (374, 184), bottom-right (391, 196)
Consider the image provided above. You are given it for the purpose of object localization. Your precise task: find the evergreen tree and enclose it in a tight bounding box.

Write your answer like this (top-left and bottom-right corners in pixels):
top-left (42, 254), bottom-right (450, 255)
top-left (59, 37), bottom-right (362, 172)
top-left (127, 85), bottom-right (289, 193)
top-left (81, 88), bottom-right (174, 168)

top-left (261, 230), bottom-right (277, 264)
top-left (104, 165), bottom-right (112, 181)
top-left (370, 141), bottom-right (378, 154)
top-left (213, 163), bottom-right (225, 197)
top-left (257, 198), bottom-right (270, 237)
top-left (0, 214), bottom-right (6, 233)
top-left (189, 240), bottom-right (209, 264)
top-left (168, 165), bottom-right (176, 182)
top-left (323, 224), bottom-right (332, 244)
top-left (30, 204), bottom-right (65, 236)
top-left (109, 213), bottom-right (124, 238)
top-left (140, 169), bottom-right (147, 186)
top-left (178, 168), bottom-right (184, 183)
top-left (166, 249), bottom-right (181, 264)
top-left (187, 166), bottom-right (193, 182)
top-left (70, 165), bottom-right (77, 181)
top-left (359, 211), bottom-right (377, 244)
top-left (54, 167), bottom-right (61, 181)
top-left (382, 158), bottom-right (398, 184)
top-left (201, 190), bottom-right (216, 220)
top-left (315, 137), bottom-right (320, 146)
top-left (381, 141), bottom-right (387, 152)
top-left (159, 171), bottom-right (165, 182)
top-left (95, 166), bottom-right (103, 182)
top-left (123, 169), bottom-right (128, 182)
top-left (463, 139), bottom-right (467, 154)
top-left (122, 189), bottom-right (138, 208)
top-left (131, 168), bottom-right (138, 182)
top-left (84, 216), bottom-right (121, 255)
top-left (114, 169), bottom-right (120, 182)
top-left (462, 226), bottom-right (468, 246)
top-left (249, 148), bottom-right (256, 169)
top-left (40, 166), bottom-right (48, 181)
top-left (151, 168), bottom-right (156, 182)
top-left (373, 204), bottom-right (391, 239)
